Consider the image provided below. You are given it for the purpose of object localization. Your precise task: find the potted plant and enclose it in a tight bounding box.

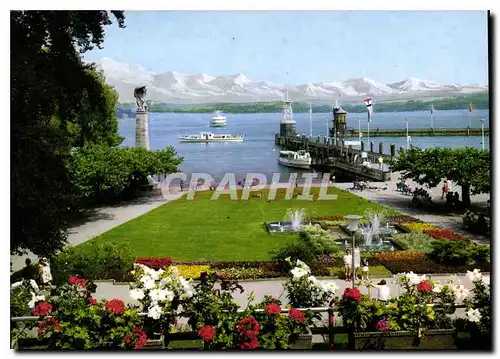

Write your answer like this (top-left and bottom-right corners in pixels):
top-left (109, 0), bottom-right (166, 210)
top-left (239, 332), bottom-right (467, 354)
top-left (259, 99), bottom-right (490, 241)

top-left (339, 272), bottom-right (459, 350)
top-left (32, 275), bottom-right (150, 350)
top-left (453, 269), bottom-right (491, 350)
top-left (282, 258), bottom-right (338, 348)
top-left (129, 263), bottom-right (195, 348)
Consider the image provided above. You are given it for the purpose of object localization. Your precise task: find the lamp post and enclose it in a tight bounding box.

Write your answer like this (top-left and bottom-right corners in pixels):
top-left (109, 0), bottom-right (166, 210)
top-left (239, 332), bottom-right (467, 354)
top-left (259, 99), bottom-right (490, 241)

top-left (480, 119), bottom-right (486, 150)
top-left (405, 117), bottom-right (409, 150)
top-left (345, 214), bottom-right (362, 288)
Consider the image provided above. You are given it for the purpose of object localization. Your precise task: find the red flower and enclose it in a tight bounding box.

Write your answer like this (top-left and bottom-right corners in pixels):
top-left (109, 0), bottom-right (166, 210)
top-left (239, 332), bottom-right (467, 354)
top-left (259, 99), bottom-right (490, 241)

top-left (237, 317), bottom-right (260, 335)
top-left (68, 275), bottom-right (86, 288)
top-left (342, 288), bottom-right (362, 302)
top-left (198, 325), bottom-right (216, 342)
top-left (417, 280), bottom-right (432, 293)
top-left (131, 327), bottom-right (147, 349)
top-left (88, 296), bottom-right (98, 305)
top-left (124, 335), bottom-right (131, 344)
top-left (240, 337), bottom-right (260, 350)
top-left (375, 320), bottom-right (391, 331)
top-left (105, 299), bottom-right (125, 314)
top-left (135, 257), bottom-right (172, 270)
top-left (288, 308), bottom-right (305, 323)
top-left (37, 321), bottom-right (45, 335)
top-left (266, 303), bottom-right (282, 315)
top-left (33, 301), bottom-right (52, 316)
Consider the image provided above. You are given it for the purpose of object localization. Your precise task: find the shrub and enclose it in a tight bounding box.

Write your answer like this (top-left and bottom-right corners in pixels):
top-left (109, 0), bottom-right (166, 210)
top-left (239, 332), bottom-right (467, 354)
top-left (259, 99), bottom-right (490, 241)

top-left (423, 229), bottom-right (464, 241)
top-left (271, 240), bottom-right (317, 267)
top-left (463, 210), bottom-right (490, 235)
top-left (375, 251), bottom-right (437, 274)
top-left (52, 240), bottom-right (134, 285)
top-left (400, 222), bottom-right (439, 233)
top-left (135, 257), bottom-right (172, 270)
top-left (429, 240), bottom-right (490, 267)
top-left (299, 225), bottom-right (340, 255)
top-left (391, 233), bottom-right (436, 253)
top-left (176, 265), bottom-right (211, 279)
top-left (319, 220), bottom-right (348, 228)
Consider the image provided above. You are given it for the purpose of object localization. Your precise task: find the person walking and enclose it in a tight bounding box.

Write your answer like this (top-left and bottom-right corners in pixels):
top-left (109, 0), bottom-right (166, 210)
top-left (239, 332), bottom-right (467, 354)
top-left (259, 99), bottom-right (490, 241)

top-left (441, 180), bottom-right (449, 199)
top-left (361, 259), bottom-right (369, 281)
top-left (353, 247), bottom-right (361, 281)
top-left (343, 250), bottom-right (352, 282)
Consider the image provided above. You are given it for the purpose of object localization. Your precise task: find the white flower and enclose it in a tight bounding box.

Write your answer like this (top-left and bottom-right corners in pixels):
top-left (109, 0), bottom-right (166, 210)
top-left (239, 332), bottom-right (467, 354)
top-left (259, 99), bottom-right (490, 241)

top-left (308, 275), bottom-right (319, 285)
top-left (453, 285), bottom-right (469, 302)
top-left (466, 269), bottom-right (482, 283)
top-left (432, 284), bottom-right (443, 293)
top-left (149, 289), bottom-right (166, 302)
top-left (322, 281), bottom-right (337, 294)
top-left (28, 292), bottom-right (46, 309)
top-left (448, 275), bottom-right (459, 284)
top-left (149, 269), bottom-right (165, 281)
top-left (147, 304), bottom-right (163, 319)
top-left (296, 259), bottom-right (310, 271)
top-left (482, 275), bottom-right (490, 287)
top-left (163, 289), bottom-right (175, 302)
top-left (140, 275), bottom-right (156, 290)
top-left (181, 289), bottom-right (194, 299)
top-left (465, 308), bottom-right (482, 323)
top-left (129, 288), bottom-right (145, 301)
top-left (405, 271), bottom-right (424, 285)
top-left (159, 277), bottom-right (172, 288)
top-left (291, 267), bottom-right (309, 280)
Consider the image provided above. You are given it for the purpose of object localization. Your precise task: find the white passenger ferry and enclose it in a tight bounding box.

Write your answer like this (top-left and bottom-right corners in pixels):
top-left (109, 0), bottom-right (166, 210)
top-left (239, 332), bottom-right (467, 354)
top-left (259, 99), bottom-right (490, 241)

top-left (179, 132), bottom-right (244, 143)
top-left (210, 111), bottom-right (227, 127)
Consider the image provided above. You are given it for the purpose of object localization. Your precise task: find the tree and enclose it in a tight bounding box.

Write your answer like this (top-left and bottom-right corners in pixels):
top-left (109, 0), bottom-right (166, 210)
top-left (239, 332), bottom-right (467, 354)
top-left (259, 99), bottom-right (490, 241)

top-left (391, 147), bottom-right (490, 207)
top-left (11, 11), bottom-right (125, 257)
top-left (68, 145), bottom-right (183, 205)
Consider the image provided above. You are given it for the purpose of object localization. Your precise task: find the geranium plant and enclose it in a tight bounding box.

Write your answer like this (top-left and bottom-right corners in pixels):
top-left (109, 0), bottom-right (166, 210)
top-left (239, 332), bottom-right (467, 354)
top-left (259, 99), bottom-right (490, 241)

top-left (33, 275), bottom-right (147, 349)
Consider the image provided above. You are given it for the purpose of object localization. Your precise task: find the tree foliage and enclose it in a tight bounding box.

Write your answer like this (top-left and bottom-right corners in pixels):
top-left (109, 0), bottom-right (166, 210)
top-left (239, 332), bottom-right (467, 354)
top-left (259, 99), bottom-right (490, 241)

top-left (391, 147), bottom-right (490, 207)
top-left (11, 11), bottom-right (125, 257)
top-left (68, 145), bottom-right (183, 204)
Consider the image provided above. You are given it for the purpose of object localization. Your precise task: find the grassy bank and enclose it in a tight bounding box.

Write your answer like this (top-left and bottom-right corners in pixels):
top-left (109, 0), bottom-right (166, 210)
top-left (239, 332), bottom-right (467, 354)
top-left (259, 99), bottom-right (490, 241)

top-left (78, 187), bottom-right (395, 261)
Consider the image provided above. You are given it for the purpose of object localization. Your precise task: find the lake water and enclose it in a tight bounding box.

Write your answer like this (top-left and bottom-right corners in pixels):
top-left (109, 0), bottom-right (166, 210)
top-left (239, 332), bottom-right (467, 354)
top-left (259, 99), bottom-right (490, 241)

top-left (118, 109), bottom-right (489, 181)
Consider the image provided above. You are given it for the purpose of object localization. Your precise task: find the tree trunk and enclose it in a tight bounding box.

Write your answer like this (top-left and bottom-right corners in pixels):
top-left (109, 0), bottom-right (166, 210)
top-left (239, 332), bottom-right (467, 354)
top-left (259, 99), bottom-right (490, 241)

top-left (462, 185), bottom-right (471, 208)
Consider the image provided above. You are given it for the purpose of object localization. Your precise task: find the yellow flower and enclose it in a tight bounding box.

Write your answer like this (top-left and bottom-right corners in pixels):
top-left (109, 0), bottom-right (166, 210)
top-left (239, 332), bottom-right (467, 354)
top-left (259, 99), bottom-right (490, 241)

top-left (401, 222), bottom-right (438, 233)
top-left (176, 265), bottom-right (211, 279)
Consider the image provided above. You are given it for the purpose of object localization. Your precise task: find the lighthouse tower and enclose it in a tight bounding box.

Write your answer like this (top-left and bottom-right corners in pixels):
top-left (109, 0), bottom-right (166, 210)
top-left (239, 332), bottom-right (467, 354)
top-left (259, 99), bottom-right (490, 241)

top-left (279, 90), bottom-right (296, 138)
top-left (331, 103), bottom-right (347, 140)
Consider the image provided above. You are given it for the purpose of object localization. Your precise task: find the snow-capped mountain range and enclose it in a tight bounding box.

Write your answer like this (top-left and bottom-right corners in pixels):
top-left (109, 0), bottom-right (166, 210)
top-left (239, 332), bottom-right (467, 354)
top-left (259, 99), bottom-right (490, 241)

top-left (93, 57), bottom-right (488, 104)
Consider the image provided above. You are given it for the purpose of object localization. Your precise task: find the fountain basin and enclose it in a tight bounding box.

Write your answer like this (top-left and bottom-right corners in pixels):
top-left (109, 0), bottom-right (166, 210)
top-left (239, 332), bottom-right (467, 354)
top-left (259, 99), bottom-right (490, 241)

top-left (335, 239), bottom-right (402, 252)
top-left (265, 221), bottom-right (323, 234)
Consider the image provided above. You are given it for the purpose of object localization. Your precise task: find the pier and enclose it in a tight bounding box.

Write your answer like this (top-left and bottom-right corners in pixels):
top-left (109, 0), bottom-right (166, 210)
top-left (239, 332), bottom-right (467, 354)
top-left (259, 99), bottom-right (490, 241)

top-left (343, 127), bottom-right (488, 138)
top-left (275, 134), bottom-right (393, 182)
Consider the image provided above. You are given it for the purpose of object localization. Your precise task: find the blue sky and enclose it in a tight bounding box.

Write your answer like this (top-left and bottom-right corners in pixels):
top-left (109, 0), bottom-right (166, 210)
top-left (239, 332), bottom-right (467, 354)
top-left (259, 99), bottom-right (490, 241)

top-left (85, 11), bottom-right (489, 85)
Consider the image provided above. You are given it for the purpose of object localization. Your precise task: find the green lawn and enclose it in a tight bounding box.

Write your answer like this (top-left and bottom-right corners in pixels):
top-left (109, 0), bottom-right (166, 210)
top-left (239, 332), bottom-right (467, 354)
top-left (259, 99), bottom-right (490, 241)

top-left (80, 187), bottom-right (396, 261)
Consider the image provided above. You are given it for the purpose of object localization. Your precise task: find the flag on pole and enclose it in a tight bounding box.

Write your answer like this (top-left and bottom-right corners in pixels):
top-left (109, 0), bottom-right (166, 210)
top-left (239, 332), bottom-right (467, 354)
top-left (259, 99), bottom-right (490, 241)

top-left (430, 104), bottom-right (434, 115)
top-left (364, 98), bottom-right (373, 122)
top-left (469, 103), bottom-right (473, 112)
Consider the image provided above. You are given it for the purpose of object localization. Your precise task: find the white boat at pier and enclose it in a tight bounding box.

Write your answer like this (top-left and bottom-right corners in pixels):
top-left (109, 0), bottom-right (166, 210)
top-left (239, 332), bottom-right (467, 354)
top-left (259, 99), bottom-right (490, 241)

top-left (179, 132), bottom-right (244, 143)
top-left (278, 150), bottom-right (312, 169)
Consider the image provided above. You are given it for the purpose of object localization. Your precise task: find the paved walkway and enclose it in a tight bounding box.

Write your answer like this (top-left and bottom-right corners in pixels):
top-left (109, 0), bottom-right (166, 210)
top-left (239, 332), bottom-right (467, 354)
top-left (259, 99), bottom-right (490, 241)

top-left (93, 273), bottom-right (481, 320)
top-left (334, 172), bottom-right (490, 245)
top-left (10, 190), bottom-right (185, 272)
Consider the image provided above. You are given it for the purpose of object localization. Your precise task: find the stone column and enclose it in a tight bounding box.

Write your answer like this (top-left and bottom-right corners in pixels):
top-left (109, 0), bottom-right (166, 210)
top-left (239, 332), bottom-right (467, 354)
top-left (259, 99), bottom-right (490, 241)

top-left (136, 110), bottom-right (150, 150)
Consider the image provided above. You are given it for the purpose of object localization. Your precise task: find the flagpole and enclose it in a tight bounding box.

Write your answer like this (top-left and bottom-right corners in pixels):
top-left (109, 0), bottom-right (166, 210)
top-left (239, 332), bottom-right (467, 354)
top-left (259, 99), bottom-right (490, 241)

top-left (431, 105), bottom-right (434, 130)
top-left (309, 103), bottom-right (312, 138)
top-left (367, 114), bottom-right (370, 149)
top-left (468, 103), bottom-right (472, 128)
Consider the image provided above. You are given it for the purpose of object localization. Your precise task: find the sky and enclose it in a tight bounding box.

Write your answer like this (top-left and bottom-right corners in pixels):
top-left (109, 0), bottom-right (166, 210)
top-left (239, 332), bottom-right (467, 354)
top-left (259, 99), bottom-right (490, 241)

top-left (84, 11), bottom-right (489, 85)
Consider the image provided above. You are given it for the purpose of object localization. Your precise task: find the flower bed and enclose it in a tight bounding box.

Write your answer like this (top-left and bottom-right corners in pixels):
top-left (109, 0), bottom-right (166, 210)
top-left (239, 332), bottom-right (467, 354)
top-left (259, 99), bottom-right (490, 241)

top-left (135, 257), bottom-right (172, 270)
top-left (386, 215), bottom-right (423, 225)
top-left (423, 229), bottom-right (464, 241)
top-left (399, 222), bottom-right (439, 233)
top-left (375, 251), bottom-right (490, 274)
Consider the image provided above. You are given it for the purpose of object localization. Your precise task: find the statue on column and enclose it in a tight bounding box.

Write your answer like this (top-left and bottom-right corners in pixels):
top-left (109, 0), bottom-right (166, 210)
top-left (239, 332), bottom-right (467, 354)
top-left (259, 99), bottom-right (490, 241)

top-left (134, 85), bottom-right (148, 112)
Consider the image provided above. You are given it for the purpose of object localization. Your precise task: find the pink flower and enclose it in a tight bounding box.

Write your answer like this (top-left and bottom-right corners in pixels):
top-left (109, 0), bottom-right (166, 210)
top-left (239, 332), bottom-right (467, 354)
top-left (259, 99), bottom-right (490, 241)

top-left (375, 320), bottom-right (391, 331)
top-left (288, 308), bottom-right (305, 323)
